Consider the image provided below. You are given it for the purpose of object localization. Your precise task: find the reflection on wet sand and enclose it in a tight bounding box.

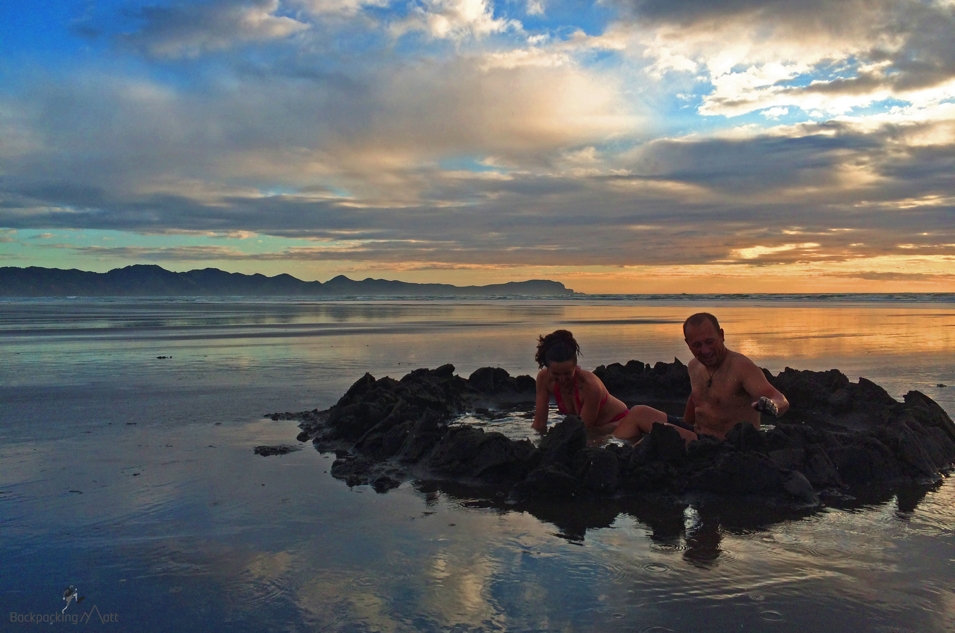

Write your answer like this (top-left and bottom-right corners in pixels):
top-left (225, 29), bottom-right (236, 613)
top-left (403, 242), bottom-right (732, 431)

top-left (3, 298), bottom-right (955, 632)
top-left (411, 477), bottom-right (935, 569)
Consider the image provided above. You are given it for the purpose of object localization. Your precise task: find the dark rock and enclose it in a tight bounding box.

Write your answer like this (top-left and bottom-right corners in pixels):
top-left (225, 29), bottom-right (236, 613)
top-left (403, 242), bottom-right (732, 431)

top-left (397, 410), bottom-right (446, 463)
top-left (538, 417), bottom-right (586, 468)
top-left (827, 389), bottom-right (853, 414)
top-left (903, 390), bottom-right (955, 443)
top-left (686, 434), bottom-right (724, 461)
top-left (428, 427), bottom-right (536, 483)
top-left (337, 372), bottom-right (378, 407)
top-left (572, 448), bottom-right (619, 495)
top-left (327, 393), bottom-right (398, 440)
top-left (781, 470), bottom-right (819, 505)
top-left (634, 423), bottom-right (687, 464)
top-left (330, 455), bottom-right (375, 487)
top-left (690, 452), bottom-right (783, 495)
top-left (919, 425), bottom-right (955, 469)
top-left (515, 465), bottom-right (579, 499)
top-left (621, 460), bottom-right (680, 494)
top-left (802, 445), bottom-right (843, 488)
top-left (726, 422), bottom-right (768, 453)
top-left (827, 436), bottom-right (902, 485)
top-left (855, 378), bottom-right (899, 412)
top-left (773, 368), bottom-right (850, 412)
top-left (875, 419), bottom-right (942, 482)
top-left (268, 363), bottom-right (954, 509)
top-left (769, 447), bottom-right (805, 470)
top-left (372, 475), bottom-right (401, 493)
top-left (253, 444), bottom-right (302, 456)
top-left (468, 367), bottom-right (515, 393)
top-left (594, 359), bottom-right (690, 403)
top-left (354, 400), bottom-right (415, 460)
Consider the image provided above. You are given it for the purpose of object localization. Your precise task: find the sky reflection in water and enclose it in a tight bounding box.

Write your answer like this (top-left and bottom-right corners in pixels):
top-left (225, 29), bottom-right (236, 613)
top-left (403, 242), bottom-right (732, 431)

top-left (1, 299), bottom-right (954, 631)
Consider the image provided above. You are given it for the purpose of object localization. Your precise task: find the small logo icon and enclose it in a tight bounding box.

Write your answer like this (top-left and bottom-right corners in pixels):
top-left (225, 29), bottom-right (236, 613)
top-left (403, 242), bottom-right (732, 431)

top-left (62, 586), bottom-right (85, 614)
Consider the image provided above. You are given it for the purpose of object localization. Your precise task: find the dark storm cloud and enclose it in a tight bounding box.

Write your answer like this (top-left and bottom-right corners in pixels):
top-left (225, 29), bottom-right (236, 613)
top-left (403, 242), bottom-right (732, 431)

top-left (623, 129), bottom-right (879, 193)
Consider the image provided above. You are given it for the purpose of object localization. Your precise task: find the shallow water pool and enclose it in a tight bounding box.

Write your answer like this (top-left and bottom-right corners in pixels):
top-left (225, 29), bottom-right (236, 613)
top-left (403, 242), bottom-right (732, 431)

top-left (2, 298), bottom-right (953, 631)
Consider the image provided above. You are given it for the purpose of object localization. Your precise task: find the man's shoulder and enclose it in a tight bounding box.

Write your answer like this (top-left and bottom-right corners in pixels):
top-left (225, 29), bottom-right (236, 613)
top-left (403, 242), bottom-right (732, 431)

top-left (726, 349), bottom-right (758, 367)
top-left (727, 350), bottom-right (768, 379)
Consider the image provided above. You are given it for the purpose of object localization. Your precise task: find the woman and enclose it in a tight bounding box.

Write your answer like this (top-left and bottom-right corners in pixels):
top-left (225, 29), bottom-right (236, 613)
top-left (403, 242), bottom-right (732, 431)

top-left (532, 330), bottom-right (697, 443)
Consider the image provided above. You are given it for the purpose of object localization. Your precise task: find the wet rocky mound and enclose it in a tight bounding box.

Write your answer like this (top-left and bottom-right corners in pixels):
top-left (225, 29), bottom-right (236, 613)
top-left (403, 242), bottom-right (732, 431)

top-left (272, 361), bottom-right (955, 506)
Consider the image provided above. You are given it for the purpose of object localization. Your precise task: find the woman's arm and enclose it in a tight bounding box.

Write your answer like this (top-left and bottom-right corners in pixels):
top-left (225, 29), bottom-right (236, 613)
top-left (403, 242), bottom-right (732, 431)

top-left (532, 369), bottom-right (551, 433)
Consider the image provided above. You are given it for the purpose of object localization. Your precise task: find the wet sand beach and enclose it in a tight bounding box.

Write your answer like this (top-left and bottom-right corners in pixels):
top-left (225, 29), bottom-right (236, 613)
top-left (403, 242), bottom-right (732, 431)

top-left (2, 298), bottom-right (954, 631)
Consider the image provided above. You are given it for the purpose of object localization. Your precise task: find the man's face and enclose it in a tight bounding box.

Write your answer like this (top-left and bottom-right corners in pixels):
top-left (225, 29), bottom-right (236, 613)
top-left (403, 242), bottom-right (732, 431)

top-left (684, 320), bottom-right (726, 368)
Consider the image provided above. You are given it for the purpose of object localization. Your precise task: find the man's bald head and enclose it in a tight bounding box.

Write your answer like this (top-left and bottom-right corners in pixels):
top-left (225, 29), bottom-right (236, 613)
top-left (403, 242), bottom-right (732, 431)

top-left (683, 313), bottom-right (721, 337)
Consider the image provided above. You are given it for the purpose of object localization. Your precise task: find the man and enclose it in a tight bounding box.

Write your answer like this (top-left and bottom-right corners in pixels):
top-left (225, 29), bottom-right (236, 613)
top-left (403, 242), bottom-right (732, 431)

top-left (613, 312), bottom-right (788, 442)
top-left (681, 312), bottom-right (788, 439)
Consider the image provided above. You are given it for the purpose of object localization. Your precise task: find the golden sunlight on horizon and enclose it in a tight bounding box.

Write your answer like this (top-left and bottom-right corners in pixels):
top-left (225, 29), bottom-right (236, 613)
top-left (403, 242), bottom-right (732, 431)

top-left (315, 257), bottom-right (955, 294)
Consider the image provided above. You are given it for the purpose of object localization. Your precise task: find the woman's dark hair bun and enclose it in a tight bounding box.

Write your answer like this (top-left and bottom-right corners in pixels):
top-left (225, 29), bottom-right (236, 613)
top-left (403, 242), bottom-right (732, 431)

top-left (535, 329), bottom-right (581, 368)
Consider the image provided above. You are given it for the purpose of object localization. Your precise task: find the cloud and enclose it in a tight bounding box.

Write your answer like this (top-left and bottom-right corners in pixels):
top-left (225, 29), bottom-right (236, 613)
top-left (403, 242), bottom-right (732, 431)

top-left (292, 0), bottom-right (390, 16)
top-left (3, 75), bottom-right (954, 272)
top-left (730, 242), bottom-right (821, 261)
top-left (0, 51), bottom-right (635, 217)
top-left (829, 270), bottom-right (955, 282)
top-left (119, 0), bottom-right (309, 58)
top-left (390, 0), bottom-right (520, 40)
top-left (609, 0), bottom-right (955, 117)
top-left (477, 28), bottom-right (629, 70)
top-left (620, 125), bottom-right (879, 196)
top-left (526, 0), bottom-right (544, 16)
top-left (761, 107), bottom-right (789, 119)
top-left (1, 0), bottom-right (954, 289)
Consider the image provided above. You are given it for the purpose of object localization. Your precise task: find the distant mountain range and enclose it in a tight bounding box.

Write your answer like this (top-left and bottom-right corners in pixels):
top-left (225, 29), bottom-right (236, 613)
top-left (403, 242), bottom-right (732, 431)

top-left (0, 265), bottom-right (577, 297)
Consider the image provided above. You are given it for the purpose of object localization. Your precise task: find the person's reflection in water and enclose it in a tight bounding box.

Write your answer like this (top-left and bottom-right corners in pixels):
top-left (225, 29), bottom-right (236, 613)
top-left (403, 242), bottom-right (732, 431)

top-left (623, 499), bottom-right (687, 548)
top-left (683, 506), bottom-right (723, 568)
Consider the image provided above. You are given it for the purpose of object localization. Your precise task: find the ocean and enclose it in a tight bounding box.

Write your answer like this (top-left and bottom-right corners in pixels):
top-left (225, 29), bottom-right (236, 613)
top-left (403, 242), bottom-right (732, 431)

top-left (1, 297), bottom-right (954, 631)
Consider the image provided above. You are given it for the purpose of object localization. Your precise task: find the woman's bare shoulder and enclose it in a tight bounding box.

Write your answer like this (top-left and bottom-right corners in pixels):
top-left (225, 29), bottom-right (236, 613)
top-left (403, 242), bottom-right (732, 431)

top-left (576, 368), bottom-right (603, 389)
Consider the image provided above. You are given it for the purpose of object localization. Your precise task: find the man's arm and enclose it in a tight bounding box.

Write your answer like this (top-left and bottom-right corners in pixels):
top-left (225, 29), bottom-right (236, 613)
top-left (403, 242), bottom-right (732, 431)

top-left (532, 370), bottom-right (551, 433)
top-left (740, 361), bottom-right (789, 417)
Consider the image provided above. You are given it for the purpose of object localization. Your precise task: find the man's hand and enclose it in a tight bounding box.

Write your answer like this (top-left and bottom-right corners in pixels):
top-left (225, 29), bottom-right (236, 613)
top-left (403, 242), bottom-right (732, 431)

top-left (531, 418), bottom-right (547, 434)
top-left (752, 396), bottom-right (779, 417)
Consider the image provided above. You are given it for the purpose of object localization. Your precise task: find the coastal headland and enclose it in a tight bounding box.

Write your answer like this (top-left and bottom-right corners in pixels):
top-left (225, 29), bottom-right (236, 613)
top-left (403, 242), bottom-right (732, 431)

top-left (270, 360), bottom-right (955, 510)
top-left (0, 265), bottom-right (575, 297)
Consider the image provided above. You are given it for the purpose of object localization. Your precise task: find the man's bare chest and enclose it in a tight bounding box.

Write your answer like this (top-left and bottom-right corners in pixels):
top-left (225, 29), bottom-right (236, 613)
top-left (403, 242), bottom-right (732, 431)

top-left (694, 374), bottom-right (748, 408)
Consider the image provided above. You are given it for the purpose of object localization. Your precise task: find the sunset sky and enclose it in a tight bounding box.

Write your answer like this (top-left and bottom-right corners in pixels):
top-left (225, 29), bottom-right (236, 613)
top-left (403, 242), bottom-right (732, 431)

top-left (1, 0), bottom-right (953, 293)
